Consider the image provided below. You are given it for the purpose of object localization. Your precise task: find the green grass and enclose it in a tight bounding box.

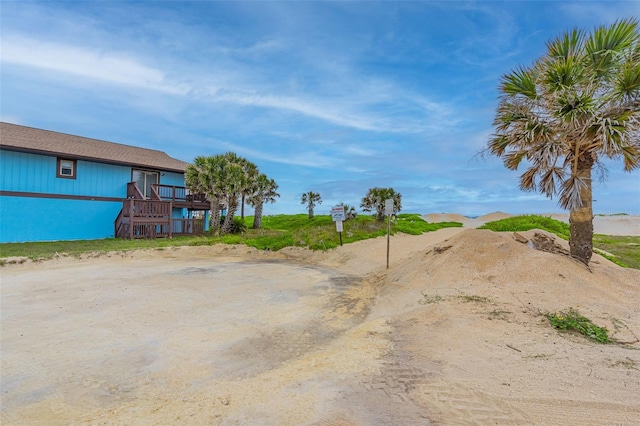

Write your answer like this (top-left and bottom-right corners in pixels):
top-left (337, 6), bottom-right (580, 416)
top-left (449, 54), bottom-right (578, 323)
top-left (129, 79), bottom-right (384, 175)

top-left (479, 215), bottom-right (639, 269)
top-left (544, 308), bottom-right (610, 343)
top-left (593, 235), bottom-right (640, 269)
top-left (0, 214), bottom-right (462, 261)
top-left (478, 215), bottom-right (570, 239)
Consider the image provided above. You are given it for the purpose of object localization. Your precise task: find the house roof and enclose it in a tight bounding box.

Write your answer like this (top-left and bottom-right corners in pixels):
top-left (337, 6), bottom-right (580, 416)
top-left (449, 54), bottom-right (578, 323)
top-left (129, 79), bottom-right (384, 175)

top-left (0, 122), bottom-right (190, 173)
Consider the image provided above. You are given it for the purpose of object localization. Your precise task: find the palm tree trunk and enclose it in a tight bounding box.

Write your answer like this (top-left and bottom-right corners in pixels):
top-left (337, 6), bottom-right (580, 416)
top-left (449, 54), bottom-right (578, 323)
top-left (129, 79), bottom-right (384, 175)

top-left (569, 157), bottom-right (594, 265)
top-left (222, 196), bottom-right (239, 234)
top-left (253, 202), bottom-right (263, 229)
top-left (308, 205), bottom-right (314, 219)
top-left (241, 194), bottom-right (245, 219)
top-left (209, 197), bottom-right (221, 234)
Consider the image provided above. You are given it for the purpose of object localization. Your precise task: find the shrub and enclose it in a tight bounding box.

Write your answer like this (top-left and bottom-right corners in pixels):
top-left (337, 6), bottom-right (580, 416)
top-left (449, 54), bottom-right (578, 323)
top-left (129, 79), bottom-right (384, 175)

top-left (545, 308), bottom-right (609, 343)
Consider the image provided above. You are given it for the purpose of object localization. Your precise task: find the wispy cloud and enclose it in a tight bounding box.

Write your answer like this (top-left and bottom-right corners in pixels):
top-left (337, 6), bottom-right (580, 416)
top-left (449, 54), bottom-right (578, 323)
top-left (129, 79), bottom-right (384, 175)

top-left (2, 36), bottom-right (189, 95)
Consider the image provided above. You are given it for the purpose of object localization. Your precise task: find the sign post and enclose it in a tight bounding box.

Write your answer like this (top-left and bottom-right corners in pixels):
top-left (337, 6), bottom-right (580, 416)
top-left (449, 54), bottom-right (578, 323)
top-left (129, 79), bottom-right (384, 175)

top-left (385, 199), bottom-right (394, 269)
top-left (331, 205), bottom-right (346, 246)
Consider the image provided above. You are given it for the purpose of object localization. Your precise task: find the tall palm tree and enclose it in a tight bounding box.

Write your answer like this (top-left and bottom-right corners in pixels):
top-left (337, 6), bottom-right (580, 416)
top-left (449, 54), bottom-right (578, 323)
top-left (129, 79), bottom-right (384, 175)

top-left (488, 19), bottom-right (640, 265)
top-left (301, 191), bottom-right (322, 219)
top-left (185, 155), bottom-right (225, 234)
top-left (247, 174), bottom-right (280, 229)
top-left (220, 152), bottom-right (257, 234)
top-left (240, 160), bottom-right (259, 220)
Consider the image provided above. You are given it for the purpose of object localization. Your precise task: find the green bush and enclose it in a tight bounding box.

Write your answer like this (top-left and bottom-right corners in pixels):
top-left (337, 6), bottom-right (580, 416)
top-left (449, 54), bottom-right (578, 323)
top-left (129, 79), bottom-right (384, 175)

top-left (479, 215), bottom-right (570, 239)
top-left (545, 308), bottom-right (609, 343)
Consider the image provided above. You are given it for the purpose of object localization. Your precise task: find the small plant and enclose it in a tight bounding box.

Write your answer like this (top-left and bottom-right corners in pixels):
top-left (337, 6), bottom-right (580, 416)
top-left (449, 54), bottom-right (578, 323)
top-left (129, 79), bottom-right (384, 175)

top-left (419, 292), bottom-right (444, 305)
top-left (545, 308), bottom-right (609, 343)
top-left (458, 294), bottom-right (491, 304)
top-left (227, 217), bottom-right (248, 235)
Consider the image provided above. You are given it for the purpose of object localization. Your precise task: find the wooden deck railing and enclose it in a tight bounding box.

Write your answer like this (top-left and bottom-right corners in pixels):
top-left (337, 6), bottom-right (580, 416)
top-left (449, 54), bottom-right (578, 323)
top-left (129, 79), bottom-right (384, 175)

top-left (151, 184), bottom-right (208, 203)
top-left (115, 183), bottom-right (208, 239)
top-left (127, 182), bottom-right (145, 199)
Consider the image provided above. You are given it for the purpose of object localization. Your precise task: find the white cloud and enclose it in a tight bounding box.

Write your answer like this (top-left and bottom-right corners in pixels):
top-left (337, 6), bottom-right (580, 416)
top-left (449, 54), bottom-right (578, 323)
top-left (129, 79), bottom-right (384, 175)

top-left (2, 36), bottom-right (189, 95)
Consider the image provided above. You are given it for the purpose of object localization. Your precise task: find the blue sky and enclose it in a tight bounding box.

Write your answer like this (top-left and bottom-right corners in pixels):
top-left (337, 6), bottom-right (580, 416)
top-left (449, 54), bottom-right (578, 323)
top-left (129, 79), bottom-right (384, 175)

top-left (2, 1), bottom-right (639, 217)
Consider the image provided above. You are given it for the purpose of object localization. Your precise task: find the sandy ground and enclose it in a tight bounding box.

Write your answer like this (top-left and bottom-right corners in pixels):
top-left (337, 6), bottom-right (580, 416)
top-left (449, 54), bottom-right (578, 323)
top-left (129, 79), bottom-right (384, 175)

top-left (1, 216), bottom-right (639, 425)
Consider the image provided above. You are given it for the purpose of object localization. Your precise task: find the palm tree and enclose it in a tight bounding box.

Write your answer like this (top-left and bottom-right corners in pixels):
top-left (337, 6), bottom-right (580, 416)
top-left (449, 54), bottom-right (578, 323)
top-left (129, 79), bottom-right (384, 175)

top-left (247, 174), bottom-right (280, 229)
top-left (240, 160), bottom-right (259, 220)
top-left (487, 19), bottom-right (640, 265)
top-left (361, 187), bottom-right (402, 221)
top-left (301, 191), bottom-right (322, 219)
top-left (339, 203), bottom-right (358, 220)
top-left (186, 153), bottom-right (259, 235)
top-left (185, 155), bottom-right (225, 234)
top-left (220, 152), bottom-right (257, 234)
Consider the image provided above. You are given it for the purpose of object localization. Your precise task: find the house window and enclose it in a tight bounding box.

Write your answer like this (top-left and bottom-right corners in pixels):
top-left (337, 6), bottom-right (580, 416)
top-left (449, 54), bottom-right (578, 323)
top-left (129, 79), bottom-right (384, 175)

top-left (132, 169), bottom-right (159, 198)
top-left (57, 158), bottom-right (76, 179)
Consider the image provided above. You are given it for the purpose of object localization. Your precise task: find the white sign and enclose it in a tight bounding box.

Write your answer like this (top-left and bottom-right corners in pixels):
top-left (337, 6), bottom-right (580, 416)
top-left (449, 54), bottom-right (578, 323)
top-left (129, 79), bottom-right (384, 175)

top-left (335, 220), bottom-right (343, 232)
top-left (331, 205), bottom-right (346, 222)
top-left (384, 198), bottom-right (394, 215)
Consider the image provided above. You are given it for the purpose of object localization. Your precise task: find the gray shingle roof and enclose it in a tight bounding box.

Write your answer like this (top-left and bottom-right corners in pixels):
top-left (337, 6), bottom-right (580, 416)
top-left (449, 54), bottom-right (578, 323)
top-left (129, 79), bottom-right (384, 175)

top-left (0, 122), bottom-right (190, 173)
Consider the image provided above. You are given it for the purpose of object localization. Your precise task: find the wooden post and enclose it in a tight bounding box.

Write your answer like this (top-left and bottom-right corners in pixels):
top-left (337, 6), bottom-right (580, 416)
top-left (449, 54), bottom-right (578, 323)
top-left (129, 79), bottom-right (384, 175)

top-left (129, 198), bottom-right (134, 240)
top-left (386, 213), bottom-right (390, 269)
top-left (168, 201), bottom-right (173, 238)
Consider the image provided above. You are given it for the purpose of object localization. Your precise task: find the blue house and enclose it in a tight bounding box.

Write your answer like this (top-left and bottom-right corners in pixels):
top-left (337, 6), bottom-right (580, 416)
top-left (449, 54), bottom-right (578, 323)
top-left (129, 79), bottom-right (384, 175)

top-left (0, 122), bottom-right (210, 243)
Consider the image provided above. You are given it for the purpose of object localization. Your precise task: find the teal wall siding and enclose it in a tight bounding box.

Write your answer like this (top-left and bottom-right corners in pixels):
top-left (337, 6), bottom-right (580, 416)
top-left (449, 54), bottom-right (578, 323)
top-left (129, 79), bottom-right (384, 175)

top-left (161, 171), bottom-right (185, 187)
top-left (1, 150), bottom-right (129, 197)
top-left (1, 150), bottom-right (188, 242)
top-left (1, 150), bottom-right (186, 197)
top-left (0, 196), bottom-right (121, 242)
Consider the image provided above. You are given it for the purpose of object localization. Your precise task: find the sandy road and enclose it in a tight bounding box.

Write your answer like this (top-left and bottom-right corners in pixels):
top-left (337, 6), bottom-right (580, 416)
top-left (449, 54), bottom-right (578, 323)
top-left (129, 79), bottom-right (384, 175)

top-left (1, 252), bottom-right (407, 425)
top-left (2, 225), bottom-right (640, 425)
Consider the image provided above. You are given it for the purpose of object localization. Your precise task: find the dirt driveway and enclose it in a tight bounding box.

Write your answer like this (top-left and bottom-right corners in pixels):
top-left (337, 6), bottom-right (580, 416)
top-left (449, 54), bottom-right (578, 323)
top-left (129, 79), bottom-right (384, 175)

top-left (1, 250), bottom-right (410, 425)
top-left (2, 227), bottom-right (640, 425)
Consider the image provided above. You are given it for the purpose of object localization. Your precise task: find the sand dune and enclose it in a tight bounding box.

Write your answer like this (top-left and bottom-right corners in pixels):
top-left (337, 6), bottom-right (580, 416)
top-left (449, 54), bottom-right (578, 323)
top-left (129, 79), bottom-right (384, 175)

top-left (423, 211), bottom-right (640, 236)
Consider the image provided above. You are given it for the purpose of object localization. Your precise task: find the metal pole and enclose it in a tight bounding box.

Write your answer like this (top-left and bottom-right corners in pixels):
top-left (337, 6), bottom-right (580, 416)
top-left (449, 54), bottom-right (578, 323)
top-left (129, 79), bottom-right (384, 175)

top-left (386, 213), bottom-right (390, 269)
top-left (339, 231), bottom-right (343, 246)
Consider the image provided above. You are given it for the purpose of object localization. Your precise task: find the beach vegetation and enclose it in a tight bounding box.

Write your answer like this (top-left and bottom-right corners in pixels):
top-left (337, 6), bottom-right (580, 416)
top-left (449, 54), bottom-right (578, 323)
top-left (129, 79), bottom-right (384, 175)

top-left (0, 214), bottom-right (461, 261)
top-left (545, 308), bottom-right (610, 343)
top-left (479, 215), bottom-right (570, 239)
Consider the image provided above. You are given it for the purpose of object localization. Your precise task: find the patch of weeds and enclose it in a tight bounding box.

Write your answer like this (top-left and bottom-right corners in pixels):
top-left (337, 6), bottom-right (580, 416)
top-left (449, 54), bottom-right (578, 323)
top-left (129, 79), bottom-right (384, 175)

top-left (419, 292), bottom-right (444, 305)
top-left (488, 309), bottom-right (511, 320)
top-left (458, 294), bottom-right (491, 304)
top-left (544, 308), bottom-right (610, 343)
top-left (524, 353), bottom-right (554, 360)
top-left (608, 357), bottom-right (639, 370)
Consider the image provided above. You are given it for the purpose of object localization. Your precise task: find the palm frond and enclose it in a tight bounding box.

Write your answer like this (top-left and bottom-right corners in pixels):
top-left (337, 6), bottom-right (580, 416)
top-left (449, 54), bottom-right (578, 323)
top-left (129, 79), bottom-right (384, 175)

top-left (586, 19), bottom-right (640, 78)
top-left (488, 135), bottom-right (511, 156)
top-left (504, 150), bottom-right (527, 170)
top-left (539, 167), bottom-right (565, 197)
top-left (519, 167), bottom-right (538, 191)
top-left (615, 61), bottom-right (640, 99)
top-left (559, 175), bottom-right (587, 210)
top-left (501, 66), bottom-right (538, 99)
top-left (546, 28), bottom-right (585, 60)
top-left (621, 145), bottom-right (640, 171)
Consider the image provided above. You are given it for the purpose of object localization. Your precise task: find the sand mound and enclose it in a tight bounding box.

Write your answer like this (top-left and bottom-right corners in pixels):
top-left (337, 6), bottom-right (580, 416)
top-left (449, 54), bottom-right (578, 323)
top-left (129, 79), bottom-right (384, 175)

top-left (423, 211), bottom-right (513, 228)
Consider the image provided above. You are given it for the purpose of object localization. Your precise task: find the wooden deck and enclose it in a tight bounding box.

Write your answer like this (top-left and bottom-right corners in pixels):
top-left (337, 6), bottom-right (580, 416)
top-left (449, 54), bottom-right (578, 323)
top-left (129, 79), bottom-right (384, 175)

top-left (114, 183), bottom-right (209, 239)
